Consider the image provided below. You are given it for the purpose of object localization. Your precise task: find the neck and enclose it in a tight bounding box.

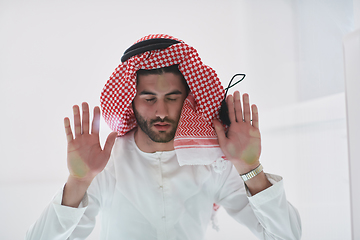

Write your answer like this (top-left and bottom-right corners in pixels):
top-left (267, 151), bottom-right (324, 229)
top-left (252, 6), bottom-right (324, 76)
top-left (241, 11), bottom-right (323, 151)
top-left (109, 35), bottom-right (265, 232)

top-left (134, 128), bottom-right (175, 153)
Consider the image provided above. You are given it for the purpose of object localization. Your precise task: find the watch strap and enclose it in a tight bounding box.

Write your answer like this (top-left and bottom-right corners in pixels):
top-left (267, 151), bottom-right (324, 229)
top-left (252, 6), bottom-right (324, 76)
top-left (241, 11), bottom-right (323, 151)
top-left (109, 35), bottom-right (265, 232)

top-left (240, 164), bottom-right (263, 181)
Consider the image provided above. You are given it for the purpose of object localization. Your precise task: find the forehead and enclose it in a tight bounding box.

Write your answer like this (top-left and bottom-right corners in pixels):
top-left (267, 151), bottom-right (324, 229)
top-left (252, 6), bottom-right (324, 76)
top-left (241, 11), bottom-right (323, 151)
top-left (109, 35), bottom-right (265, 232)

top-left (136, 72), bottom-right (185, 93)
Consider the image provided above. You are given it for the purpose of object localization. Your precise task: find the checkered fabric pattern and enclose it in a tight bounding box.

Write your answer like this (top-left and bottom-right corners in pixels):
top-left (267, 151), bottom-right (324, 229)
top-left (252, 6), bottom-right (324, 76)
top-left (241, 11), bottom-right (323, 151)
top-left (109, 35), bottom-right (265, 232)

top-left (101, 34), bottom-right (224, 228)
top-left (100, 34), bottom-right (227, 170)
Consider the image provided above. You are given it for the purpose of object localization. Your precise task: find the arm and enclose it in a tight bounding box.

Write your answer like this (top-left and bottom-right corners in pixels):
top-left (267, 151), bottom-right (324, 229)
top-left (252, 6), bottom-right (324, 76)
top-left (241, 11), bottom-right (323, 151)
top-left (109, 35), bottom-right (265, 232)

top-left (214, 91), bottom-right (270, 194)
top-left (25, 103), bottom-right (117, 240)
top-left (62, 103), bottom-right (117, 207)
top-left (215, 166), bottom-right (302, 240)
top-left (25, 184), bottom-right (99, 240)
top-left (213, 91), bottom-right (301, 239)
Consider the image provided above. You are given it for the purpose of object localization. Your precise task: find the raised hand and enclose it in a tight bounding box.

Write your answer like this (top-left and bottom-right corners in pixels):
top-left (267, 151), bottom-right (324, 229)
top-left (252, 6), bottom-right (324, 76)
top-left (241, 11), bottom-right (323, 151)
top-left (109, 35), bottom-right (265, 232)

top-left (64, 103), bottom-right (118, 183)
top-left (214, 91), bottom-right (261, 175)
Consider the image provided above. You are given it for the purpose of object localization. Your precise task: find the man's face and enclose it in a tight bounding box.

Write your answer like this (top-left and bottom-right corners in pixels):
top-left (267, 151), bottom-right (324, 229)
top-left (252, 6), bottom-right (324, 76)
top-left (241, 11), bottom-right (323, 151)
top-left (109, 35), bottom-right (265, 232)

top-left (132, 72), bottom-right (188, 143)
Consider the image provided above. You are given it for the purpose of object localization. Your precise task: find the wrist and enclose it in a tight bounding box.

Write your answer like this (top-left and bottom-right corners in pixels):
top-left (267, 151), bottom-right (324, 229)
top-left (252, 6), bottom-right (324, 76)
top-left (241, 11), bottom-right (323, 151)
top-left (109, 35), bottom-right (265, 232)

top-left (244, 171), bottom-right (272, 195)
top-left (233, 161), bottom-right (260, 175)
top-left (236, 163), bottom-right (273, 195)
top-left (239, 163), bottom-right (263, 182)
top-left (67, 174), bottom-right (93, 189)
top-left (62, 175), bottom-right (93, 208)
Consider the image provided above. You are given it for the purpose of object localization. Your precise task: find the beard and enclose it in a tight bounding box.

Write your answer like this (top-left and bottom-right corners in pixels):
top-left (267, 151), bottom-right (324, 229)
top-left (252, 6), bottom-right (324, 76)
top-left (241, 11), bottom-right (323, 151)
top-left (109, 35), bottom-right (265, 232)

top-left (133, 106), bottom-right (179, 143)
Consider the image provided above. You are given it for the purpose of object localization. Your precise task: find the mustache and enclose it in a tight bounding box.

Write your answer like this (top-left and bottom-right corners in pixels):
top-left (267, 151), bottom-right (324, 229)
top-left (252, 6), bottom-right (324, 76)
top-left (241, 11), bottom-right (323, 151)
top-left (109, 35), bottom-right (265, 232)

top-left (150, 117), bottom-right (176, 125)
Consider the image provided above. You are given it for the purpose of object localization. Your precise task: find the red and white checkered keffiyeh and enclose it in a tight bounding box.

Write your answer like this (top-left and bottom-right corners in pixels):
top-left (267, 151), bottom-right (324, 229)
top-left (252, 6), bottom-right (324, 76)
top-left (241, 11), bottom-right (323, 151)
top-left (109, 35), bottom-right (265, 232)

top-left (100, 34), bottom-right (227, 172)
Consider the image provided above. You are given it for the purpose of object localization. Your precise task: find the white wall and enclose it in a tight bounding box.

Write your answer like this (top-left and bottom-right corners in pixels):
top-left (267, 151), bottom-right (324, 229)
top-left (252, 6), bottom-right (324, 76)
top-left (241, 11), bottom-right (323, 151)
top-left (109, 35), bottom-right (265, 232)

top-left (0, 0), bottom-right (354, 239)
top-left (344, 29), bottom-right (360, 240)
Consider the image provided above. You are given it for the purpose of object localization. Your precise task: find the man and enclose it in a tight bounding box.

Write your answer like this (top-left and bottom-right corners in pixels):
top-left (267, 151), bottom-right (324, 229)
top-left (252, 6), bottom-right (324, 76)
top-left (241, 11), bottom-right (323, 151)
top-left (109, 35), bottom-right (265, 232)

top-left (26, 34), bottom-right (301, 239)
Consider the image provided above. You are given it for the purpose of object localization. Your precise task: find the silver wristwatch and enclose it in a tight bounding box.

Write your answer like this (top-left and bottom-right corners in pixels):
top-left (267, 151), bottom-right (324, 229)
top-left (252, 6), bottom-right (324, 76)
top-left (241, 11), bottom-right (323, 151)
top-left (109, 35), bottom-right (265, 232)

top-left (240, 164), bottom-right (263, 181)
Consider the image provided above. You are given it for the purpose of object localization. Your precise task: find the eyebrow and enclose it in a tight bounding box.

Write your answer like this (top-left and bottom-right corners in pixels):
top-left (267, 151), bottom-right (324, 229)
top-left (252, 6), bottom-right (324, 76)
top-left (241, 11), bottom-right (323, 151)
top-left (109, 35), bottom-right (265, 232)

top-left (139, 90), bottom-right (183, 96)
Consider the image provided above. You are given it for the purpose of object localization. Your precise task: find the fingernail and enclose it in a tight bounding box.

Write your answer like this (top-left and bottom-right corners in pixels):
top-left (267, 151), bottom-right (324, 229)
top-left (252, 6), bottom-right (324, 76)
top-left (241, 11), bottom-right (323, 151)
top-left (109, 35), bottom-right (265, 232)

top-left (243, 95), bottom-right (249, 104)
top-left (73, 106), bottom-right (79, 114)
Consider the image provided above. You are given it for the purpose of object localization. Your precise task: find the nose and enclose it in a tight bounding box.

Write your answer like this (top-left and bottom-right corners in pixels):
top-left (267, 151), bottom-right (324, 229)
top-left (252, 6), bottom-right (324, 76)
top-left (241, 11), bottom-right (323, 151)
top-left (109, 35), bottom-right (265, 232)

top-left (155, 99), bottom-right (168, 120)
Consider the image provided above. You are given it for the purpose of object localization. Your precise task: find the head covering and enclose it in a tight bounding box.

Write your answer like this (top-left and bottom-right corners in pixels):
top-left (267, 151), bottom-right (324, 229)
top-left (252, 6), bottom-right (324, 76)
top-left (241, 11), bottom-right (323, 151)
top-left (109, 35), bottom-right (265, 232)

top-left (100, 34), bottom-right (227, 172)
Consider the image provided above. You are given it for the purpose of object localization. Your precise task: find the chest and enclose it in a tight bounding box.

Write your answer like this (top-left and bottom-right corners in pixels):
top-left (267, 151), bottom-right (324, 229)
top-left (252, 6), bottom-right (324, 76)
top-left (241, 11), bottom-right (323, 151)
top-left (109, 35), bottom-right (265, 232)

top-left (99, 152), bottom-right (215, 239)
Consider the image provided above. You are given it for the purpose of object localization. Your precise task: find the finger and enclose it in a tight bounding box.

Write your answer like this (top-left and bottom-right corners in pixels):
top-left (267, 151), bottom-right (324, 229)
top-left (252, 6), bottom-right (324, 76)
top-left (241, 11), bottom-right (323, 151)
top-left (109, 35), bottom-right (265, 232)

top-left (233, 91), bottom-right (243, 122)
top-left (64, 117), bottom-right (73, 143)
top-left (213, 119), bottom-right (227, 148)
top-left (227, 95), bottom-right (236, 123)
top-left (81, 102), bottom-right (90, 135)
top-left (91, 106), bottom-right (100, 135)
top-left (251, 104), bottom-right (259, 129)
top-left (103, 132), bottom-right (118, 158)
top-left (73, 105), bottom-right (81, 137)
top-left (243, 93), bottom-right (251, 122)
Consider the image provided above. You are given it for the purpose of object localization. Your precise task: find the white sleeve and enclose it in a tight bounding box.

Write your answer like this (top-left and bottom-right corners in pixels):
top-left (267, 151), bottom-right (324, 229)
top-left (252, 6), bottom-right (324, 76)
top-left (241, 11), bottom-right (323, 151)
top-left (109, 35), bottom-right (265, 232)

top-left (25, 184), bottom-right (100, 240)
top-left (214, 164), bottom-right (302, 240)
top-left (25, 143), bottom-right (118, 240)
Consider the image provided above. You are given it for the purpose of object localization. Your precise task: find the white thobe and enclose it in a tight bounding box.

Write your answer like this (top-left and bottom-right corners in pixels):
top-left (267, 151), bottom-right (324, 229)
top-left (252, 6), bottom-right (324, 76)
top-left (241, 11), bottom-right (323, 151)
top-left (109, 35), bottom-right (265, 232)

top-left (26, 130), bottom-right (301, 240)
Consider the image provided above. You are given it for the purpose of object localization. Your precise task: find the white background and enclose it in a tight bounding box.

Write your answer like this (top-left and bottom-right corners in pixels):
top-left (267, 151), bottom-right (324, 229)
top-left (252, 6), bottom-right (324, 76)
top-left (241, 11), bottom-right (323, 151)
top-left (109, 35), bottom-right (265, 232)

top-left (0, 0), bottom-right (358, 239)
top-left (344, 28), bottom-right (360, 240)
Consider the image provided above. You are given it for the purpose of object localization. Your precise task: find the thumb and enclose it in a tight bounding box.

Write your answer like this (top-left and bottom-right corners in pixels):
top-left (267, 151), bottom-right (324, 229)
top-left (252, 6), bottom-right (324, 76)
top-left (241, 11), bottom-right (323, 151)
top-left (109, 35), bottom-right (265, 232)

top-left (213, 119), bottom-right (227, 147)
top-left (103, 132), bottom-right (118, 157)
